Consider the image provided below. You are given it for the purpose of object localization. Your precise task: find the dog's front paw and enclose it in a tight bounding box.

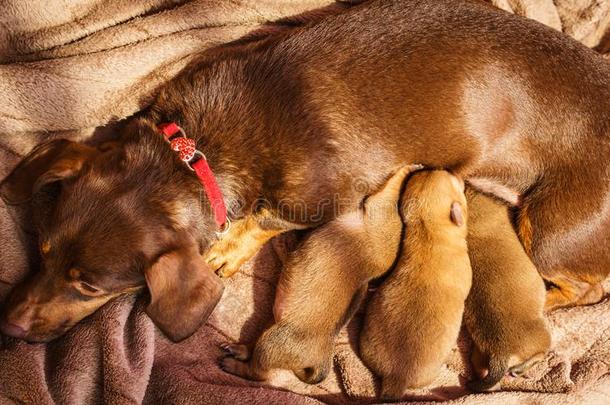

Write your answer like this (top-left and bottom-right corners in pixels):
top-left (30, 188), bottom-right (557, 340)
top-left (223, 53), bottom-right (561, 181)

top-left (206, 236), bottom-right (273, 277)
top-left (206, 242), bottom-right (247, 278)
top-left (205, 216), bottom-right (283, 278)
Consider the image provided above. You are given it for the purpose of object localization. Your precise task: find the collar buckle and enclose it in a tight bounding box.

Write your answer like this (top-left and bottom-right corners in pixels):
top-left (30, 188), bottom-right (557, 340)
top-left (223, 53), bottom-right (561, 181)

top-left (158, 122), bottom-right (228, 230)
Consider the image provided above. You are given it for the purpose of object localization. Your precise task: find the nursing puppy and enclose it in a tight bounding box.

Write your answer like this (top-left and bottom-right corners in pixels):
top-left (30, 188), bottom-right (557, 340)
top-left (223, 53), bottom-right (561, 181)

top-left (4, 0), bottom-right (610, 343)
top-left (220, 165), bottom-right (417, 383)
top-left (360, 170), bottom-right (470, 400)
top-left (464, 189), bottom-right (551, 392)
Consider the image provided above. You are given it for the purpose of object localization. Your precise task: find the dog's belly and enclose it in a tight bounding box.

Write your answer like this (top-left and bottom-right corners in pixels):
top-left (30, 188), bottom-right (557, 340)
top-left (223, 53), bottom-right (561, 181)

top-left (465, 178), bottom-right (520, 206)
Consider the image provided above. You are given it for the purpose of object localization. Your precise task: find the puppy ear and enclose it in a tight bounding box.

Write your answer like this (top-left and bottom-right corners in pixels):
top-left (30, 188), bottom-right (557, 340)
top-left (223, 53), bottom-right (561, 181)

top-left (0, 139), bottom-right (96, 204)
top-left (450, 201), bottom-right (465, 227)
top-left (145, 241), bottom-right (224, 342)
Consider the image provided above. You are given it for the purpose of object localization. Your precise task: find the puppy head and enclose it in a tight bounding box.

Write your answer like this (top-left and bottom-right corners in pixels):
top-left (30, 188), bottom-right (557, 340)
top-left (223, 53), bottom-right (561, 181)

top-left (402, 170), bottom-right (467, 230)
top-left (0, 128), bottom-right (224, 342)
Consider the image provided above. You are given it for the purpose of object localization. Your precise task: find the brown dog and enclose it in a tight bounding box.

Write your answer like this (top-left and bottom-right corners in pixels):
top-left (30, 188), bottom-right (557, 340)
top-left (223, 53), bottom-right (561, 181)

top-left (0, 139), bottom-right (225, 342)
top-left (464, 189), bottom-right (551, 392)
top-left (2, 0), bottom-right (610, 342)
top-left (359, 170), bottom-right (470, 399)
top-left (219, 165), bottom-right (416, 383)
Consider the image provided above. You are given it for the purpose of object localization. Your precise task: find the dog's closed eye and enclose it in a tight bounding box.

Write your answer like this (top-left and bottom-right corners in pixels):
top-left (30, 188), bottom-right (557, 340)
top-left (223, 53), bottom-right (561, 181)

top-left (68, 268), bottom-right (106, 297)
top-left (73, 280), bottom-right (107, 297)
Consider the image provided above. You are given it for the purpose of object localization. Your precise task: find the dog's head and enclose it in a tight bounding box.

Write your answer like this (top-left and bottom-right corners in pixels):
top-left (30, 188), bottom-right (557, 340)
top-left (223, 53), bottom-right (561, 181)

top-left (0, 127), bottom-right (224, 343)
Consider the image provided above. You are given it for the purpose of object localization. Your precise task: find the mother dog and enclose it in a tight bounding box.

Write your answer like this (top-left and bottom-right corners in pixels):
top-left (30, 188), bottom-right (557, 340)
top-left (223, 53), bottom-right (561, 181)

top-left (1, 0), bottom-right (609, 342)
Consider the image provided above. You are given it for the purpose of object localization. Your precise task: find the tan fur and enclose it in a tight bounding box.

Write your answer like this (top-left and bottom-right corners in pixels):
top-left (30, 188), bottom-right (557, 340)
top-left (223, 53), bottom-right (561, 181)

top-left (220, 165), bottom-right (418, 383)
top-left (4, 0), bottom-right (610, 343)
top-left (205, 209), bottom-right (287, 278)
top-left (464, 189), bottom-right (551, 391)
top-left (359, 170), bottom-right (471, 400)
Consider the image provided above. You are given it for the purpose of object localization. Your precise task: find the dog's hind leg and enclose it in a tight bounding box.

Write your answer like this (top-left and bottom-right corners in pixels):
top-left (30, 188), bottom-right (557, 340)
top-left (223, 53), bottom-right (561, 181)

top-left (517, 181), bottom-right (610, 312)
top-left (543, 275), bottom-right (604, 311)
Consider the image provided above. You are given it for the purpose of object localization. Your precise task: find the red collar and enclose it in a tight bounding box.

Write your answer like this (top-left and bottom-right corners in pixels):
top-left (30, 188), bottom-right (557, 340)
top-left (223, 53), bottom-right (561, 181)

top-left (158, 122), bottom-right (228, 231)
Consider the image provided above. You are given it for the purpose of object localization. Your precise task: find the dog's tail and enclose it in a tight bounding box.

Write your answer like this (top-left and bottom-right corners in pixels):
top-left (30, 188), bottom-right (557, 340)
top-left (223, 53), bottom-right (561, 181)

top-left (466, 356), bottom-right (508, 392)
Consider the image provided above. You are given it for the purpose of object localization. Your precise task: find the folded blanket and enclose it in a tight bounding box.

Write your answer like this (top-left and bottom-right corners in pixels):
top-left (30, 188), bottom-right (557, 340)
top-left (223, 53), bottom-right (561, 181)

top-left (1, 1), bottom-right (610, 404)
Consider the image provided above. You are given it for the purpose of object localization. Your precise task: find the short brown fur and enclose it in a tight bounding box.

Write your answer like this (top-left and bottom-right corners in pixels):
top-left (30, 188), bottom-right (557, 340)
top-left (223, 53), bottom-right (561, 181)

top-left (2, 0), bottom-right (610, 341)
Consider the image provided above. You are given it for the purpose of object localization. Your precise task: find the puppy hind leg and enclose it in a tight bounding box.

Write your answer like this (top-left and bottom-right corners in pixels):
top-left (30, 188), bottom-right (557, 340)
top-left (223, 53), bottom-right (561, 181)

top-left (518, 190), bottom-right (609, 312)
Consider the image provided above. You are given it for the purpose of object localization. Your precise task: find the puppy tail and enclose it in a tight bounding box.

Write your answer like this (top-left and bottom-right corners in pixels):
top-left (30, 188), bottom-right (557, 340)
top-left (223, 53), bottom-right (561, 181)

top-left (467, 356), bottom-right (508, 392)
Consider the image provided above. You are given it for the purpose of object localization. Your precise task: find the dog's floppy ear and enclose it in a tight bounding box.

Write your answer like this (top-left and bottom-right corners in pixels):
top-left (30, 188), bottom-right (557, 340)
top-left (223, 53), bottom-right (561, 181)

top-left (0, 139), bottom-right (97, 204)
top-left (145, 239), bottom-right (224, 342)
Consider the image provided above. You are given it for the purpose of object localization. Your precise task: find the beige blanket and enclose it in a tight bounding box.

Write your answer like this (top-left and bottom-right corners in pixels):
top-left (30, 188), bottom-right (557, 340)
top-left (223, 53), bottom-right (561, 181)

top-left (1, 1), bottom-right (610, 404)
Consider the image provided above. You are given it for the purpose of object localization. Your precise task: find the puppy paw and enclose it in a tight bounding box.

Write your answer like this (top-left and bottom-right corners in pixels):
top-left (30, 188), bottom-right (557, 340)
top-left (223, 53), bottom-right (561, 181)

top-left (220, 356), bottom-right (251, 378)
top-left (220, 343), bottom-right (251, 361)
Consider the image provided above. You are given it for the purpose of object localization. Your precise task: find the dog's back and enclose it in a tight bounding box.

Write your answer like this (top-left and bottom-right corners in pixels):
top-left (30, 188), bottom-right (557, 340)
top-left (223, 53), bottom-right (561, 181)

top-left (360, 170), bottom-right (471, 399)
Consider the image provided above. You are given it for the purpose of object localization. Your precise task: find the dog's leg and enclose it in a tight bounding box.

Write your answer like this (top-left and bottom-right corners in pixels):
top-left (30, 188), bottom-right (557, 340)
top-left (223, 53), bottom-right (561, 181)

top-left (543, 275), bottom-right (604, 311)
top-left (206, 214), bottom-right (282, 278)
top-left (517, 191), bottom-right (609, 312)
top-left (220, 343), bottom-right (271, 381)
top-left (221, 342), bottom-right (252, 360)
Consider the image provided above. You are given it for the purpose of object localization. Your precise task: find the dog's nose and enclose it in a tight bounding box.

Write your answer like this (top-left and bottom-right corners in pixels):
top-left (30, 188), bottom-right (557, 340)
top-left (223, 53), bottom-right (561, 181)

top-left (0, 319), bottom-right (28, 338)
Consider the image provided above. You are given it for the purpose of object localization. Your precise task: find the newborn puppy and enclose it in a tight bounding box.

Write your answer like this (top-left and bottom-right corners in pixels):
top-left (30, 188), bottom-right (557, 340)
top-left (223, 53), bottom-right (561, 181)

top-left (220, 165), bottom-right (419, 383)
top-left (360, 170), bottom-right (470, 400)
top-left (464, 189), bottom-right (551, 392)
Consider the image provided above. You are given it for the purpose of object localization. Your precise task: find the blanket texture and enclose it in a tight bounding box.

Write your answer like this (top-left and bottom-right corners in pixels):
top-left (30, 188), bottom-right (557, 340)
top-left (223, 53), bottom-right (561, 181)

top-left (1, 1), bottom-right (610, 404)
